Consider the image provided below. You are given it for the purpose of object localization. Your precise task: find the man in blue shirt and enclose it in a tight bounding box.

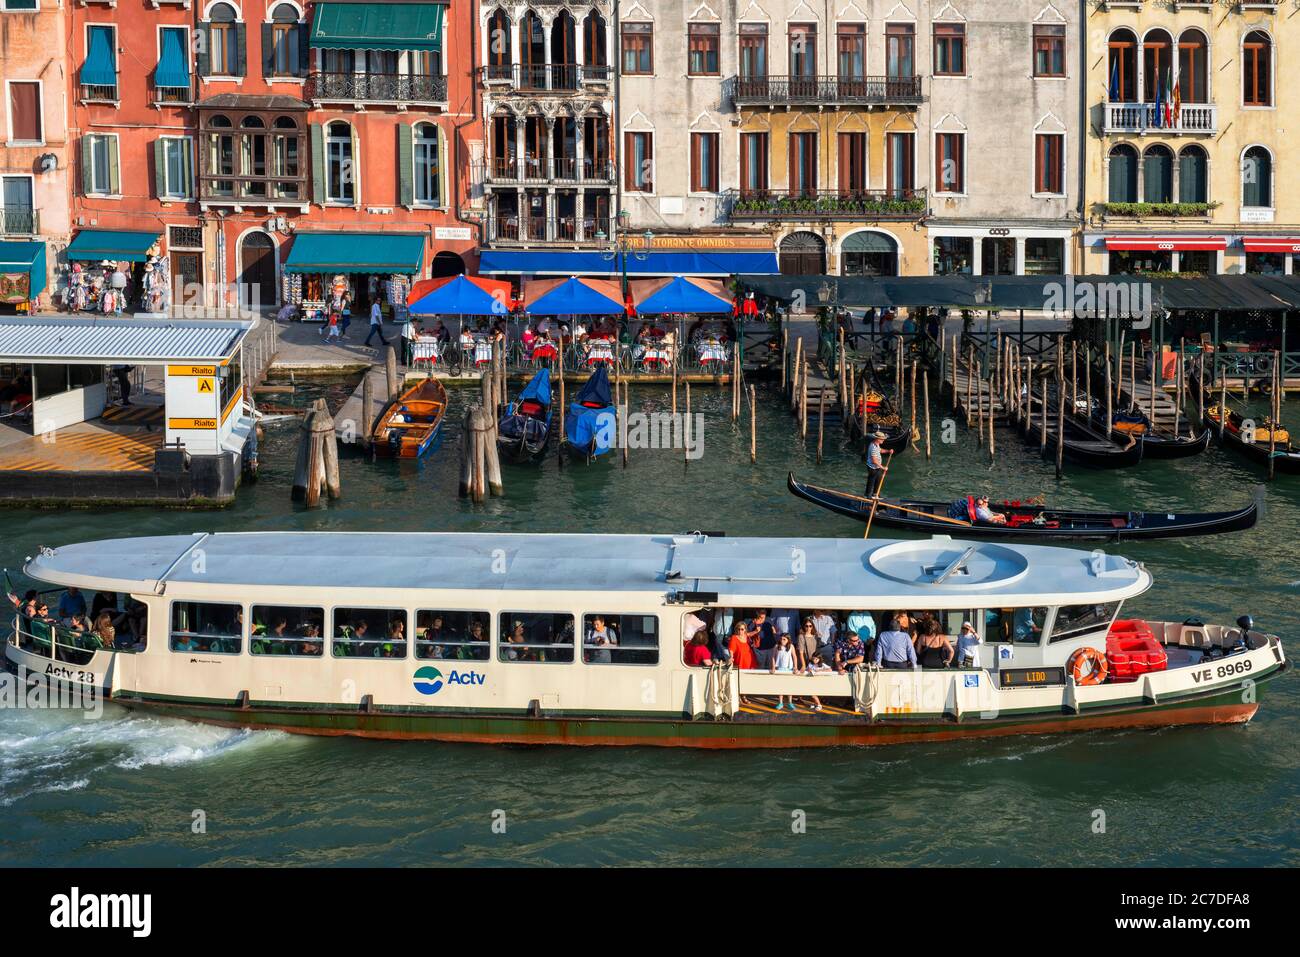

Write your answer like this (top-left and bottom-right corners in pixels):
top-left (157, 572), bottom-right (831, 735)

top-left (833, 633), bottom-right (867, 673)
top-left (872, 619), bottom-right (918, 670)
top-left (57, 586), bottom-right (87, 621)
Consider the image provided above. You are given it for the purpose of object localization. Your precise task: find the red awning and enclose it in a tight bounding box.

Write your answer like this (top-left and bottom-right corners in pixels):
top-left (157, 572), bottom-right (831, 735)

top-left (1242, 237), bottom-right (1300, 255)
top-left (1104, 237), bottom-right (1227, 252)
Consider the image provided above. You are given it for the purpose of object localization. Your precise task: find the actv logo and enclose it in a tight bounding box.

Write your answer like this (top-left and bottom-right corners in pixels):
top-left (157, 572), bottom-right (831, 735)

top-left (413, 666), bottom-right (486, 695)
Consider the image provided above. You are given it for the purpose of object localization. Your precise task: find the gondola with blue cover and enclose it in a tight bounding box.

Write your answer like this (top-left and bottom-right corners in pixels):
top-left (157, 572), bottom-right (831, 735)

top-left (498, 368), bottom-right (553, 463)
top-left (562, 365), bottom-right (616, 462)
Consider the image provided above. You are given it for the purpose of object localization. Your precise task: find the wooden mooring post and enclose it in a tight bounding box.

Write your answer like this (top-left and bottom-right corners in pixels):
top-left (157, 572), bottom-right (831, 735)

top-left (922, 369), bottom-right (931, 459)
top-left (749, 384), bottom-right (757, 463)
top-left (816, 387), bottom-right (825, 464)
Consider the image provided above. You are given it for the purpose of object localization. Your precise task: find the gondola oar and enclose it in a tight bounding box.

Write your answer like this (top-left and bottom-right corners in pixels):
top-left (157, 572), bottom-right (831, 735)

top-left (863, 450), bottom-right (893, 539)
top-left (802, 479), bottom-right (974, 528)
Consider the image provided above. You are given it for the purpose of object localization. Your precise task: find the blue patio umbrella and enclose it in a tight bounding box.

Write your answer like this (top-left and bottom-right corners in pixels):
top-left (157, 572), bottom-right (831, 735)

top-left (407, 274), bottom-right (514, 316)
top-left (524, 277), bottom-right (626, 316)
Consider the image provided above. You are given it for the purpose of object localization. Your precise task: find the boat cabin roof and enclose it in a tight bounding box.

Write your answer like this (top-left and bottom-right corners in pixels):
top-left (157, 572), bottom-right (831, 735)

top-left (23, 532), bottom-right (1151, 607)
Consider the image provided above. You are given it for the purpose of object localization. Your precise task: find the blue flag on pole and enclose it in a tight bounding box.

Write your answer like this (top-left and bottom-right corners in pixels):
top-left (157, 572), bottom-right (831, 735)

top-left (1109, 58), bottom-right (1119, 101)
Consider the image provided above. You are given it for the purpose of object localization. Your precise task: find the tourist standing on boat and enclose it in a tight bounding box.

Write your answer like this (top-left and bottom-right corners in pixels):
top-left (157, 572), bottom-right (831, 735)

top-left (794, 619), bottom-right (819, 670)
top-left (770, 635), bottom-right (797, 711)
top-left (915, 619), bottom-right (955, 669)
top-left (683, 633), bottom-right (712, 667)
top-left (365, 300), bottom-right (390, 348)
top-left (865, 432), bottom-right (887, 498)
top-left (872, 619), bottom-right (918, 670)
top-left (747, 609), bottom-right (778, 668)
top-left (954, 621), bottom-right (981, 668)
top-left (585, 616), bottom-right (617, 663)
top-left (727, 622), bottom-right (756, 670)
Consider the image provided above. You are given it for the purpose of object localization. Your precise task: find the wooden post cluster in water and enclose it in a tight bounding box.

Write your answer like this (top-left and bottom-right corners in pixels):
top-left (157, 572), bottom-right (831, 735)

top-left (460, 347), bottom-right (505, 501)
top-left (292, 398), bottom-right (341, 507)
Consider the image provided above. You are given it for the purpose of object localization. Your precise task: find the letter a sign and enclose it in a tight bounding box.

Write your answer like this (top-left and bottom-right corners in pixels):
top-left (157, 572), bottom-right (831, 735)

top-left (197, 378), bottom-right (214, 394)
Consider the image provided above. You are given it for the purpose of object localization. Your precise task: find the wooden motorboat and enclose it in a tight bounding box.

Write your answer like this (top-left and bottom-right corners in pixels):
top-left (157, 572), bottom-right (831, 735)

top-left (372, 377), bottom-right (447, 459)
top-left (788, 473), bottom-right (1260, 542)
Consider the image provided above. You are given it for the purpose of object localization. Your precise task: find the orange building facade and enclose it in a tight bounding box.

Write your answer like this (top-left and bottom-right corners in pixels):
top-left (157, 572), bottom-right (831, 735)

top-left (61, 0), bottom-right (481, 314)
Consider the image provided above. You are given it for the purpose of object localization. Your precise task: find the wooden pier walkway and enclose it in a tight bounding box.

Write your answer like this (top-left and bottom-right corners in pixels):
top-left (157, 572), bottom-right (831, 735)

top-left (1116, 358), bottom-right (1185, 430)
top-left (944, 357), bottom-right (1008, 420)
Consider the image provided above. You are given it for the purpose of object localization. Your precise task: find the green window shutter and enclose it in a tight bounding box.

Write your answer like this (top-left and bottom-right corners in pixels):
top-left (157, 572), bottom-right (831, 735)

top-left (310, 123), bottom-right (325, 205)
top-left (80, 136), bottom-right (93, 194)
top-left (107, 137), bottom-right (120, 195)
top-left (262, 24), bottom-right (274, 77)
top-left (437, 126), bottom-right (448, 209)
top-left (197, 24), bottom-right (211, 78)
top-left (297, 24), bottom-right (310, 77)
top-left (183, 139), bottom-right (194, 198)
top-left (153, 139), bottom-right (166, 198)
top-left (351, 127), bottom-right (361, 206)
top-left (398, 124), bottom-right (414, 206)
top-left (235, 23), bottom-right (248, 77)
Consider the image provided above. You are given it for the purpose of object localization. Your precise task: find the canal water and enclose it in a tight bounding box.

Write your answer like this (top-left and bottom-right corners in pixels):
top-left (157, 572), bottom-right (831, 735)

top-left (1, 381), bottom-right (1297, 866)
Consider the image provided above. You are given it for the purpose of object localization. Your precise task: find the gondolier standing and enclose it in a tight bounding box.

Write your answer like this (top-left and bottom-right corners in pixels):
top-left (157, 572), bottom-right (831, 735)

top-left (865, 431), bottom-right (887, 498)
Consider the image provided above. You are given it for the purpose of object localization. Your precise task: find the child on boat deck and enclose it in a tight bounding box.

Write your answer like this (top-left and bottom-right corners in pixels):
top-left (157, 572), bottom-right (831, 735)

top-left (770, 635), bottom-right (797, 711)
top-left (803, 653), bottom-right (831, 712)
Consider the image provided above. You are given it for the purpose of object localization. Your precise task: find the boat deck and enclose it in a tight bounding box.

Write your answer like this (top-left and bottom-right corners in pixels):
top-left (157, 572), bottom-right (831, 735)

top-left (0, 417), bottom-right (162, 473)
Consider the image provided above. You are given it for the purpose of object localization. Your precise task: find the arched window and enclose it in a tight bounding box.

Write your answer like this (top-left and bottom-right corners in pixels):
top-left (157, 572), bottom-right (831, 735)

top-left (584, 13), bottom-right (607, 70)
top-left (522, 11), bottom-right (546, 88)
top-left (207, 3), bottom-right (241, 77)
top-left (841, 231), bottom-right (898, 277)
top-left (1243, 31), bottom-right (1271, 106)
top-left (269, 3), bottom-right (302, 78)
top-left (1142, 145), bottom-right (1173, 204)
top-left (1242, 146), bottom-right (1272, 209)
top-left (1107, 29), bottom-right (1137, 103)
top-left (551, 12), bottom-right (577, 89)
top-left (1108, 144), bottom-right (1138, 203)
top-left (326, 121), bottom-right (353, 203)
top-left (1177, 29), bottom-right (1207, 104)
top-left (487, 10), bottom-right (512, 77)
top-left (1142, 30), bottom-right (1172, 104)
top-left (414, 122), bottom-right (440, 206)
top-left (241, 115), bottom-right (264, 128)
top-left (274, 115), bottom-right (297, 129)
top-left (1178, 145), bottom-right (1207, 204)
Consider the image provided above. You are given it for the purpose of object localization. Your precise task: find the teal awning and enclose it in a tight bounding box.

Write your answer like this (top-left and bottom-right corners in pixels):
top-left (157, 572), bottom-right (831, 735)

top-left (155, 27), bottom-right (191, 89)
top-left (0, 241), bottom-right (47, 300)
top-left (66, 230), bottom-right (160, 263)
top-left (284, 232), bottom-right (425, 274)
top-left (81, 25), bottom-right (117, 87)
top-left (309, 2), bottom-right (444, 52)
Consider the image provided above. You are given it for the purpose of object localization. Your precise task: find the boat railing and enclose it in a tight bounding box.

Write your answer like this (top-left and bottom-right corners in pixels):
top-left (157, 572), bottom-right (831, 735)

top-left (10, 610), bottom-right (107, 666)
top-left (331, 635), bottom-right (408, 658)
top-left (414, 637), bottom-right (490, 660)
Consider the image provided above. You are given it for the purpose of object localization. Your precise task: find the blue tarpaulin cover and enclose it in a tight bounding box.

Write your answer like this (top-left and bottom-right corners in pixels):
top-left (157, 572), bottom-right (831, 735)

top-left (564, 365), bottom-right (615, 457)
top-left (155, 28), bottom-right (191, 89)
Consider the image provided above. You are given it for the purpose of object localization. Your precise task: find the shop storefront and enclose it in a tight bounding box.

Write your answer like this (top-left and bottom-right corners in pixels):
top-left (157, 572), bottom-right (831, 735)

top-left (928, 226), bottom-right (1071, 276)
top-left (1100, 236), bottom-right (1227, 276)
top-left (62, 229), bottom-right (168, 314)
top-left (282, 232), bottom-right (426, 322)
top-left (1242, 238), bottom-right (1300, 276)
top-left (0, 241), bottom-right (47, 314)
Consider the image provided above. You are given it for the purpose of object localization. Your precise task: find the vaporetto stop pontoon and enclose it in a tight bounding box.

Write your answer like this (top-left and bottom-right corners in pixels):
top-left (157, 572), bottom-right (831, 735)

top-left (4, 532), bottom-right (1285, 748)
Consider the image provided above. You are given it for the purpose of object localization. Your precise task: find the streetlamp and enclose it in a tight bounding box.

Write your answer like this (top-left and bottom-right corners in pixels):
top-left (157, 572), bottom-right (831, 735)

top-left (601, 209), bottom-right (652, 299)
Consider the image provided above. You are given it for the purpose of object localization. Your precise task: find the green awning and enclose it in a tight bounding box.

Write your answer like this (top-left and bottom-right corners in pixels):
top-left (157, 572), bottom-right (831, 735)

top-left (65, 230), bottom-right (160, 263)
top-left (0, 241), bottom-right (47, 300)
top-left (309, 2), bottom-right (444, 52)
top-left (284, 232), bottom-right (425, 274)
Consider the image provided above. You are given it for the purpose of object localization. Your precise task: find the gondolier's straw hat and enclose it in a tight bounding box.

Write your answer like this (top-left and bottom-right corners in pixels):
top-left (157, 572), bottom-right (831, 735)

top-left (872, 431), bottom-right (886, 440)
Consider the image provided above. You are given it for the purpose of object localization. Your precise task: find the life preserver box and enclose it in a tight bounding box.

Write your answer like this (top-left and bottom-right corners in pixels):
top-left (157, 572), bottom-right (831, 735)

top-left (1068, 646), bottom-right (1108, 686)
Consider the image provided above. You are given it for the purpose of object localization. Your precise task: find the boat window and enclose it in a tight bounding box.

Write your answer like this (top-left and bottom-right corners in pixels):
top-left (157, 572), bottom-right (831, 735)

top-left (332, 608), bottom-right (408, 659)
top-left (988, 607), bottom-right (1049, 645)
top-left (582, 613), bottom-right (658, 665)
top-left (415, 610), bottom-right (490, 660)
top-left (170, 600), bottom-right (243, 655)
top-left (250, 604), bottom-right (325, 657)
top-left (499, 612), bottom-right (574, 663)
top-left (1049, 602), bottom-right (1121, 644)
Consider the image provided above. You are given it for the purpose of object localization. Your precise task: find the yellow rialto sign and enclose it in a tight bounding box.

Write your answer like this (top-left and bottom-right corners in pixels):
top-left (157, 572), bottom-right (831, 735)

top-left (168, 418), bottom-right (217, 430)
top-left (168, 365), bottom-right (217, 377)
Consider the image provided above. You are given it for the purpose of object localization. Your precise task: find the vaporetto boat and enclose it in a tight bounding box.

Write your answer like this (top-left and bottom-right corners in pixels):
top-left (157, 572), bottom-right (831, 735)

top-left (3, 531), bottom-right (1286, 748)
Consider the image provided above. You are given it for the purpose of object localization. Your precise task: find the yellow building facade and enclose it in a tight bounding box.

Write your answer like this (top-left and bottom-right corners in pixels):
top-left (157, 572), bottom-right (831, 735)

top-left (1082, 2), bottom-right (1298, 275)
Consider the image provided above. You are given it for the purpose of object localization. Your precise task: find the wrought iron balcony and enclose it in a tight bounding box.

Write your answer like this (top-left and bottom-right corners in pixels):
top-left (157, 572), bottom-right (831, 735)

top-left (152, 83), bottom-right (193, 107)
top-left (80, 83), bottom-right (118, 103)
top-left (1102, 101), bottom-right (1217, 135)
top-left (482, 63), bottom-right (612, 92)
top-left (488, 214), bottom-right (615, 245)
top-left (480, 157), bottom-right (617, 185)
top-left (731, 74), bottom-right (923, 107)
top-left (307, 71), bottom-right (447, 105)
top-left (0, 207), bottom-right (38, 236)
top-left (725, 188), bottom-right (928, 222)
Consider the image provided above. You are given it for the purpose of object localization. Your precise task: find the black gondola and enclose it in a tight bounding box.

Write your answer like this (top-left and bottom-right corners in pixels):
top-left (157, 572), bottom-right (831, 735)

top-left (1080, 402), bottom-right (1211, 460)
top-left (497, 367), bottom-right (553, 463)
top-left (1191, 371), bottom-right (1300, 474)
top-left (846, 367), bottom-right (911, 454)
top-left (1022, 387), bottom-right (1144, 468)
top-left (788, 473), bottom-right (1260, 541)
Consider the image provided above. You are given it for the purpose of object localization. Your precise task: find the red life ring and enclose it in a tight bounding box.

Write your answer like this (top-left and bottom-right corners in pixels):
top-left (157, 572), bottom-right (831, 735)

top-left (1068, 647), bottom-right (1109, 686)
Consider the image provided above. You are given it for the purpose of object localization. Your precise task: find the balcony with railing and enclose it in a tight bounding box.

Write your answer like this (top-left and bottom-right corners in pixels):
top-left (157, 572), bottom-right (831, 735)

top-left (1102, 101), bottom-right (1217, 135)
top-left (480, 157), bottom-right (617, 185)
top-left (152, 83), bottom-right (194, 107)
top-left (0, 207), bottom-right (39, 236)
top-left (725, 189), bottom-right (928, 222)
top-left (482, 63), bottom-right (612, 92)
top-left (306, 71), bottom-right (448, 106)
top-left (487, 213), bottom-right (615, 246)
top-left (80, 83), bottom-right (118, 103)
top-left (731, 75), bottom-right (924, 108)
